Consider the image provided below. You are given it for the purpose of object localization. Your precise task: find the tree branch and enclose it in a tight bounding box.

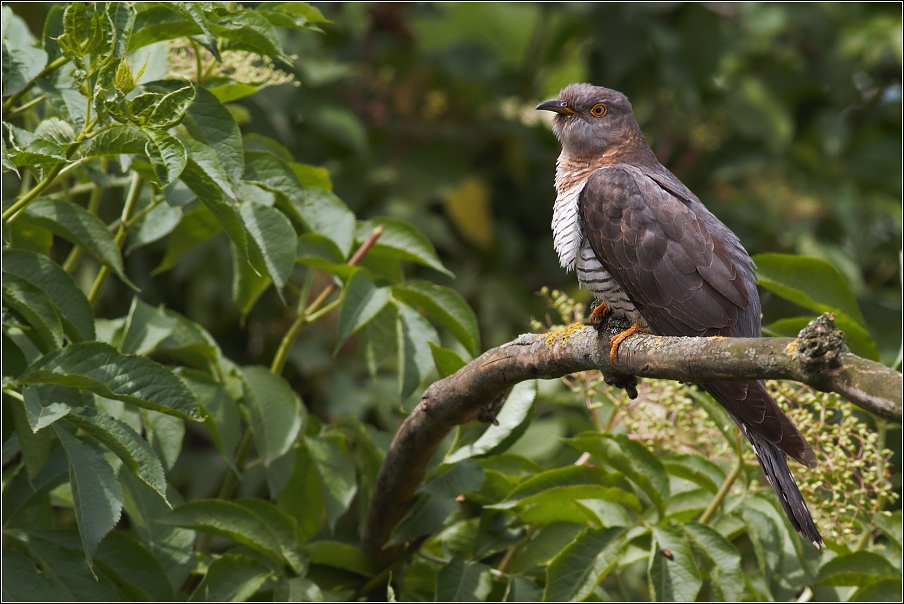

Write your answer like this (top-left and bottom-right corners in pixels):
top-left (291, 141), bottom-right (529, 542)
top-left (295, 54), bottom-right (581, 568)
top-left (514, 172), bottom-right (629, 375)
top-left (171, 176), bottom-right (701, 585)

top-left (360, 314), bottom-right (901, 563)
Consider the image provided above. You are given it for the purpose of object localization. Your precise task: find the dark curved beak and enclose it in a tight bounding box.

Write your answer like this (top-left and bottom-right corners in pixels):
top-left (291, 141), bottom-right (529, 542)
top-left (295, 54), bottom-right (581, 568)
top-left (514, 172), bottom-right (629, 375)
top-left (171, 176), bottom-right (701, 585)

top-left (536, 99), bottom-right (574, 115)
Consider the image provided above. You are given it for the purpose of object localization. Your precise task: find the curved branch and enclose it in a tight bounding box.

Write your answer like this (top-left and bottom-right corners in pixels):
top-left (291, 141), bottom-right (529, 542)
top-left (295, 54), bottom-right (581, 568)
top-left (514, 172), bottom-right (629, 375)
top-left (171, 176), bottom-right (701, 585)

top-left (360, 315), bottom-right (902, 563)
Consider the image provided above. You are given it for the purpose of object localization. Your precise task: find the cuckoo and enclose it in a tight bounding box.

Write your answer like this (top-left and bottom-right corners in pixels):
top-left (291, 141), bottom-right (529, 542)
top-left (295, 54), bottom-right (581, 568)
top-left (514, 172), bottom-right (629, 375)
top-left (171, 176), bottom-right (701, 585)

top-left (537, 83), bottom-right (824, 548)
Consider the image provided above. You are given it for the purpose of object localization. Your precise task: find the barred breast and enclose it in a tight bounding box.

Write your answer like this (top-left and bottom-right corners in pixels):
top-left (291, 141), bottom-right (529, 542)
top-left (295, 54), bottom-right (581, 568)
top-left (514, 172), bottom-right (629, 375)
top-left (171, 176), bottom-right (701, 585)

top-left (553, 157), bottom-right (645, 325)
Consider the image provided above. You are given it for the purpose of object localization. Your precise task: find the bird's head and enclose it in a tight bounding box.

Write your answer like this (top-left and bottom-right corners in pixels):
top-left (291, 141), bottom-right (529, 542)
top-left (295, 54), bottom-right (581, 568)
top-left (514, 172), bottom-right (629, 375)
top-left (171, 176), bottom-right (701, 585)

top-left (536, 84), bottom-right (643, 158)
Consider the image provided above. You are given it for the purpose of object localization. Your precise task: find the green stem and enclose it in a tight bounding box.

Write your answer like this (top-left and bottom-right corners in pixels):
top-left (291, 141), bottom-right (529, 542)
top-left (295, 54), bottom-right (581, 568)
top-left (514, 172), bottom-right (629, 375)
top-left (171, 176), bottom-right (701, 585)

top-left (63, 159), bottom-right (107, 274)
top-left (700, 432), bottom-right (745, 525)
top-left (5, 95), bottom-right (47, 119)
top-left (87, 173), bottom-right (143, 306)
top-left (2, 56), bottom-right (69, 113)
top-left (197, 430), bottom-right (256, 553)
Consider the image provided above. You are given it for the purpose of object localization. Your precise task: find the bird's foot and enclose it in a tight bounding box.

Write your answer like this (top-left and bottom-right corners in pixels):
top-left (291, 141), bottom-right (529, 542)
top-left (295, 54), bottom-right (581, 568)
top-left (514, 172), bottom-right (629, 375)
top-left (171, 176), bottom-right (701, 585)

top-left (588, 301), bottom-right (611, 328)
top-left (608, 321), bottom-right (647, 365)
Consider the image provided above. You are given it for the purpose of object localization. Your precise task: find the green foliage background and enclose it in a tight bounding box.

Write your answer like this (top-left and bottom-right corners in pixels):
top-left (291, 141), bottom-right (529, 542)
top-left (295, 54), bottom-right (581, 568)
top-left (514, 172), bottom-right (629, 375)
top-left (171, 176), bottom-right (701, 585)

top-left (2, 2), bottom-right (901, 602)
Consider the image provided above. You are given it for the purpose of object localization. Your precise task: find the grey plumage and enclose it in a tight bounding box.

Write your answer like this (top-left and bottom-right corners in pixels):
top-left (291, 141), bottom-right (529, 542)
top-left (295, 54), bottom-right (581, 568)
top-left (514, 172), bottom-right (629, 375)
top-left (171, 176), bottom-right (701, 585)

top-left (539, 83), bottom-right (824, 548)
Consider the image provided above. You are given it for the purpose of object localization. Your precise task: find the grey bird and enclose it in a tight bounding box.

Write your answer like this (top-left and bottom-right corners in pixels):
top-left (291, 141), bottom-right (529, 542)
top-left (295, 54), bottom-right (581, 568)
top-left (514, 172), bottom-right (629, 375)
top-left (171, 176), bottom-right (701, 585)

top-left (537, 83), bottom-right (824, 548)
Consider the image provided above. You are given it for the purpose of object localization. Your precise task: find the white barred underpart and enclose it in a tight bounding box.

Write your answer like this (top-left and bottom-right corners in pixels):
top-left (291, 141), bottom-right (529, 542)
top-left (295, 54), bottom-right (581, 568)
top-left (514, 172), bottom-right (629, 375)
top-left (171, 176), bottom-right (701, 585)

top-left (552, 164), bottom-right (643, 323)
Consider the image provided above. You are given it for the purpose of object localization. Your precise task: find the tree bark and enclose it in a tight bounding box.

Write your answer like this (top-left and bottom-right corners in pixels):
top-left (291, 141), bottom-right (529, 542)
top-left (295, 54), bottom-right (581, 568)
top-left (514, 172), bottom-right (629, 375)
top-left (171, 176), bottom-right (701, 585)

top-left (360, 314), bottom-right (902, 563)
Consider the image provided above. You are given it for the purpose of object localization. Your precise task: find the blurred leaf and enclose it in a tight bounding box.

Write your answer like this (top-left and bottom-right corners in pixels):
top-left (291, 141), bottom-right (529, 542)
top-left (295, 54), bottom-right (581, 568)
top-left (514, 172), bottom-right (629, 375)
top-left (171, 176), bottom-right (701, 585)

top-left (274, 577), bottom-right (323, 602)
top-left (505, 576), bottom-right (542, 602)
top-left (305, 436), bottom-right (357, 532)
top-left (445, 178), bottom-right (495, 249)
top-left (188, 554), bottom-right (271, 602)
top-left (1, 544), bottom-right (70, 601)
top-left (305, 540), bottom-right (373, 576)
top-left (389, 492), bottom-right (458, 547)
top-left (436, 556), bottom-right (492, 602)
top-left (850, 578), bottom-right (903, 602)
top-left (3, 332), bottom-right (28, 379)
top-left (19, 342), bottom-right (203, 421)
top-left (429, 342), bottom-right (467, 378)
top-left (2, 273), bottom-right (63, 352)
top-left (120, 296), bottom-right (177, 355)
top-left (163, 499), bottom-right (285, 567)
top-left (682, 522), bottom-right (743, 601)
top-left (55, 426), bottom-right (124, 568)
top-left (817, 551), bottom-right (899, 586)
top-left (234, 499), bottom-right (307, 574)
top-left (872, 511), bottom-right (902, 549)
top-left (19, 197), bottom-right (138, 291)
top-left (496, 465), bottom-right (619, 506)
top-left (178, 369), bottom-right (240, 464)
top-left (129, 6), bottom-right (201, 51)
top-left (396, 301), bottom-right (439, 400)
top-left (662, 454), bottom-right (726, 494)
top-left (93, 531), bottom-right (175, 601)
top-left (20, 535), bottom-right (120, 600)
top-left (648, 525), bottom-right (702, 602)
top-left (544, 527), bottom-right (627, 602)
top-left (277, 445), bottom-right (326, 540)
top-left (239, 202), bottom-right (296, 299)
top-left (241, 366), bottom-right (305, 466)
top-left (1, 6), bottom-right (48, 97)
top-left (154, 204), bottom-right (221, 274)
top-left (63, 406), bottom-right (168, 504)
top-left (392, 281), bottom-right (480, 356)
top-left (445, 381), bottom-right (537, 462)
top-left (565, 433), bottom-right (671, 516)
top-left (356, 218), bottom-right (453, 277)
top-left (338, 269), bottom-right (391, 347)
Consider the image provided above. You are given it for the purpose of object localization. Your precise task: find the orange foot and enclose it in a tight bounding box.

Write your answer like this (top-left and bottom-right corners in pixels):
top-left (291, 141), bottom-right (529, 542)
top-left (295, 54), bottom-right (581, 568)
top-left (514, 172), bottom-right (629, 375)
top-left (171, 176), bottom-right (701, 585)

top-left (589, 302), bottom-right (610, 327)
top-left (609, 322), bottom-right (648, 364)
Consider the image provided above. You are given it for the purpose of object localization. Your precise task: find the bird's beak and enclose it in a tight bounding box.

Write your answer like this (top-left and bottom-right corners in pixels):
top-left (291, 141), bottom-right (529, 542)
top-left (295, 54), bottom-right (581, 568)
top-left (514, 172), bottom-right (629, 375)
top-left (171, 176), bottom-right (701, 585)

top-left (536, 99), bottom-right (575, 115)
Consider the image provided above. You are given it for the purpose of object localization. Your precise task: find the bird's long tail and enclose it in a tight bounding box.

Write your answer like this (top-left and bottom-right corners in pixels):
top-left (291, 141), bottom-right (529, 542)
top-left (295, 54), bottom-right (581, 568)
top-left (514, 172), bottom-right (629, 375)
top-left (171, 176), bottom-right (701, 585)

top-left (704, 381), bottom-right (824, 549)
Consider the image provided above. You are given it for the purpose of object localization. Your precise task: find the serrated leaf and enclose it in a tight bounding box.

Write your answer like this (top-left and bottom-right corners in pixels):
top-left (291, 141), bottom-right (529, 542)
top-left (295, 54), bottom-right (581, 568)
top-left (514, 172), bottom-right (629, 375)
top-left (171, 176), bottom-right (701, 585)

top-left (682, 522), bottom-right (743, 601)
top-left (392, 281), bottom-right (479, 356)
top-left (120, 296), bottom-right (177, 355)
top-left (163, 499), bottom-right (284, 567)
top-left (240, 366), bottom-right (305, 467)
top-left (396, 301), bottom-right (439, 400)
top-left (544, 527), bottom-right (627, 602)
top-left (239, 202), bottom-right (296, 298)
top-left (141, 408), bottom-right (184, 471)
top-left (356, 217), bottom-right (452, 277)
top-left (170, 2), bottom-right (219, 59)
top-left (445, 381), bottom-right (536, 463)
top-left (337, 269), bottom-right (391, 346)
top-left (63, 407), bottom-right (168, 504)
top-left (189, 554), bottom-right (272, 602)
top-left (436, 556), bottom-right (492, 602)
top-left (94, 531), bottom-right (174, 601)
top-left (19, 342), bottom-right (203, 421)
top-left (207, 9), bottom-right (290, 64)
top-left (21, 535), bottom-right (120, 600)
top-left (85, 124), bottom-right (149, 156)
top-left (1, 440), bottom-right (68, 523)
top-left (429, 342), bottom-right (467, 378)
top-left (305, 540), bottom-right (373, 576)
top-left (129, 6), bottom-right (200, 51)
top-left (19, 197), bottom-right (138, 291)
top-left (144, 83), bottom-right (195, 129)
top-left (565, 432), bottom-right (671, 516)
top-left (2, 273), bottom-right (63, 352)
top-left (306, 436), bottom-right (357, 532)
top-left (178, 369), bottom-right (240, 464)
top-left (648, 525), bottom-right (702, 602)
top-left (144, 129), bottom-right (187, 186)
top-left (22, 384), bottom-right (76, 431)
top-left (55, 426), bottom-right (124, 568)
top-left (12, 401), bottom-right (52, 480)
top-left (817, 551), bottom-right (899, 586)
top-left (234, 499), bottom-right (307, 574)
top-left (496, 465), bottom-right (620, 508)
top-left (2, 249), bottom-right (95, 342)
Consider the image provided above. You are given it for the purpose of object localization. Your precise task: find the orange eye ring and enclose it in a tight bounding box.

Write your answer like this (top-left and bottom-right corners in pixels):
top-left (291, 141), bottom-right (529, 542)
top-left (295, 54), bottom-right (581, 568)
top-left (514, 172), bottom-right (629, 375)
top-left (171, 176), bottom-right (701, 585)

top-left (590, 103), bottom-right (608, 117)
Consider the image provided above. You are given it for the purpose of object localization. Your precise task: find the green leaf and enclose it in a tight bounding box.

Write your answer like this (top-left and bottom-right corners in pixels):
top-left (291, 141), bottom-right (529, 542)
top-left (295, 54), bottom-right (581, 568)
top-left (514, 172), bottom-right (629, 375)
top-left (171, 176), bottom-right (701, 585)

top-left (188, 554), bottom-right (271, 602)
top-left (817, 551), bottom-right (899, 586)
top-left (234, 499), bottom-right (307, 574)
top-left (209, 82), bottom-right (259, 103)
top-left (20, 535), bottom-right (120, 600)
top-left (129, 6), bottom-right (200, 51)
top-left (19, 342), bottom-right (203, 421)
top-left (445, 381), bottom-right (537, 463)
top-left (141, 408), bottom-right (184, 471)
top-left (85, 124), bottom-right (149, 156)
top-left (1, 544), bottom-right (70, 601)
top-left (127, 198), bottom-right (182, 253)
top-left (544, 527), bottom-right (627, 602)
top-left (207, 9), bottom-right (290, 63)
top-left (392, 281), bottom-right (480, 356)
top-left (429, 342), bottom-right (467, 378)
top-left (306, 436), bottom-right (357, 532)
top-left (231, 240), bottom-right (270, 316)
top-left (305, 540), bottom-right (373, 576)
top-left (178, 369), bottom-right (240, 464)
top-left (662, 454), bottom-right (726, 494)
top-left (244, 150), bottom-right (356, 256)
top-left (648, 525), bottom-right (702, 602)
top-left (274, 577), bottom-right (323, 602)
top-left (153, 203), bottom-right (221, 274)
top-left (120, 296), bottom-right (177, 355)
top-left (2, 273), bottom-right (63, 352)
top-left (144, 129), bottom-right (187, 187)
top-left (3, 332), bottom-right (28, 379)
top-left (55, 426), bottom-right (124, 568)
top-left (435, 556), bottom-right (492, 602)
top-left (239, 202), bottom-right (297, 299)
top-left (163, 500), bottom-right (285, 567)
top-left (276, 445), bottom-right (326, 540)
top-left (850, 578), bottom-right (903, 602)
top-left (511, 483), bottom-right (641, 515)
top-left (356, 217), bottom-right (453, 277)
top-left (496, 465), bottom-right (619, 507)
top-left (754, 253), bottom-right (879, 360)
top-left (565, 433), bottom-right (671, 516)
top-left (397, 301), bottom-right (439, 400)
top-left (1, 6), bottom-right (48, 97)
top-left (872, 511), bottom-right (902, 549)
top-left (241, 366), bottom-right (305, 466)
top-left (12, 401), bottom-right (52, 480)
top-left (296, 233), bottom-right (355, 278)
top-left (63, 407), bottom-right (168, 504)
top-left (144, 83), bottom-right (196, 128)
top-left (2, 441), bottom-right (68, 523)
top-left (388, 492), bottom-right (458, 547)
top-left (338, 269), bottom-right (391, 346)
top-left (682, 522), bottom-right (743, 601)
top-left (94, 531), bottom-right (175, 601)
top-left (2, 249), bottom-right (95, 342)
top-left (19, 197), bottom-right (138, 291)
top-left (22, 384), bottom-right (77, 431)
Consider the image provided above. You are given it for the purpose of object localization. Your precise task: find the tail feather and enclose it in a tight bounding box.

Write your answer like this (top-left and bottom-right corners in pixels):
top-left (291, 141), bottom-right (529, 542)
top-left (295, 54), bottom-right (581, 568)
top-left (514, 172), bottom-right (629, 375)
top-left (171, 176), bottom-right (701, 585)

top-left (741, 424), bottom-right (825, 549)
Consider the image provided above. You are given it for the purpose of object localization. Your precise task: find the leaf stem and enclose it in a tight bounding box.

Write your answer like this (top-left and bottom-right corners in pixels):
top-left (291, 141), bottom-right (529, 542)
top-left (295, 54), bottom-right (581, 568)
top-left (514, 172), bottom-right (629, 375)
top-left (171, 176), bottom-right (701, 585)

top-left (269, 225), bottom-right (385, 375)
top-left (2, 55), bottom-right (70, 113)
top-left (5, 94), bottom-right (47, 119)
top-left (197, 429), bottom-right (257, 553)
top-left (700, 431), bottom-right (745, 524)
top-left (63, 158), bottom-right (108, 274)
top-left (87, 172), bottom-right (143, 306)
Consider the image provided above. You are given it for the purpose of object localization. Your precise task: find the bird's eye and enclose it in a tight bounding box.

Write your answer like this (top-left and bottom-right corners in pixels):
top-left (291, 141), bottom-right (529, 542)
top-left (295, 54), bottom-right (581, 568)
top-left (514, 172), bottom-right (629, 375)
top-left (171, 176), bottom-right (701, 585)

top-left (590, 103), bottom-right (608, 117)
